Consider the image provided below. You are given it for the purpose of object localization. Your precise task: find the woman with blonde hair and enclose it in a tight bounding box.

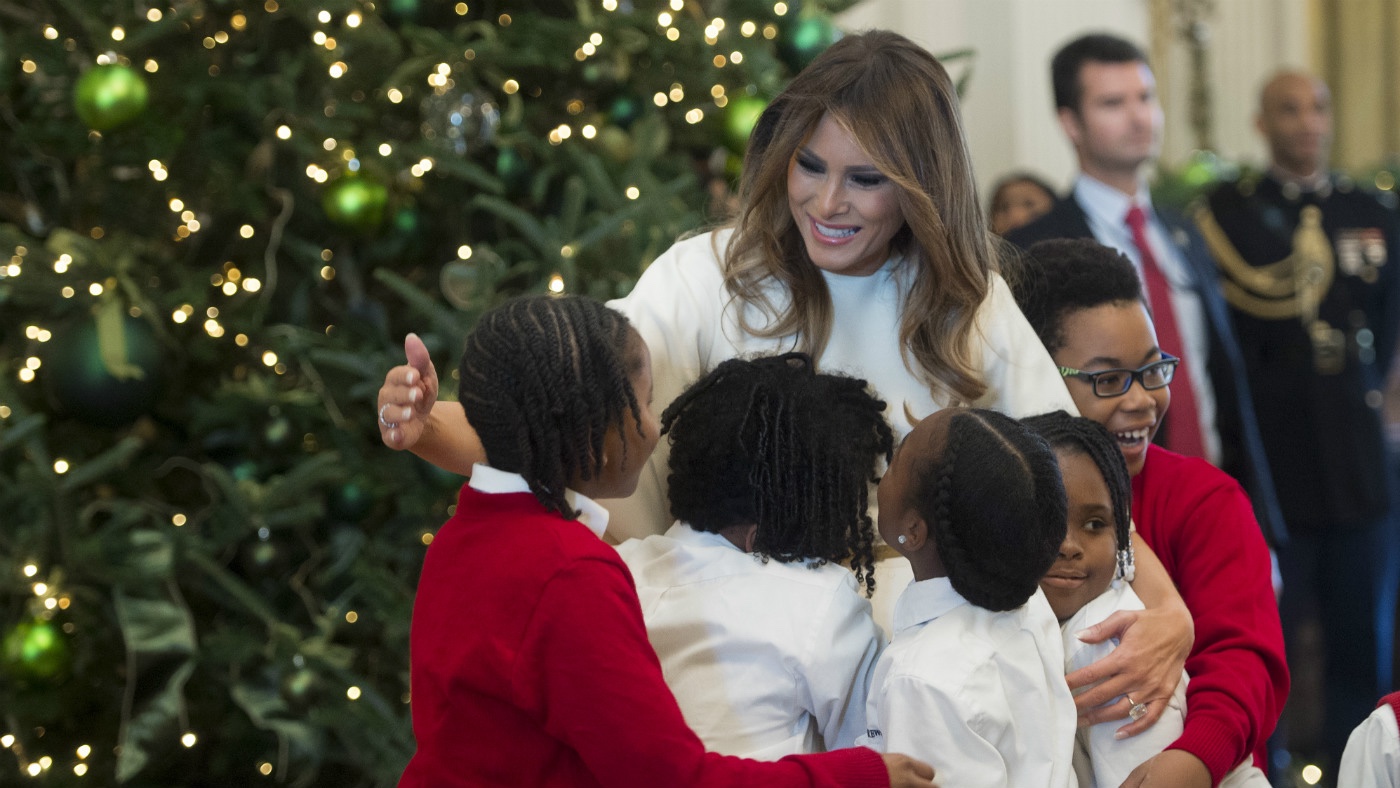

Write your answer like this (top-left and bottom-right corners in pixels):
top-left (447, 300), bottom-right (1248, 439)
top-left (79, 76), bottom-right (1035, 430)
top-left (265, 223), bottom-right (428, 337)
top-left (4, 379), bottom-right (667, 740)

top-left (378, 29), bottom-right (1192, 733)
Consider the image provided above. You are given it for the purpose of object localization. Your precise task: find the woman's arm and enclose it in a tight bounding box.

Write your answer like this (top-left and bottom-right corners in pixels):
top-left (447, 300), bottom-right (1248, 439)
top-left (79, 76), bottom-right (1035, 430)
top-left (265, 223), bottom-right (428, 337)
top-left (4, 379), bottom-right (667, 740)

top-left (377, 333), bottom-right (484, 475)
top-left (1064, 533), bottom-right (1194, 736)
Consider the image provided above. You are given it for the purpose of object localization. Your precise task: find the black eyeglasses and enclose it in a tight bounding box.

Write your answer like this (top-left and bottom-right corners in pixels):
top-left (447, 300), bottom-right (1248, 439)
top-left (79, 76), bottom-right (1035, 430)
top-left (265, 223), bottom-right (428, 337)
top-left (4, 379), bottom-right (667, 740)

top-left (1058, 355), bottom-right (1180, 398)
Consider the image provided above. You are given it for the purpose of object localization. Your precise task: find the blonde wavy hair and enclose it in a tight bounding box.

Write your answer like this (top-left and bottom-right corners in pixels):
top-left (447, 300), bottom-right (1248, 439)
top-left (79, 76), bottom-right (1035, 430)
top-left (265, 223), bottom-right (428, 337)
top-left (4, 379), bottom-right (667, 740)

top-left (723, 30), bottom-right (997, 405)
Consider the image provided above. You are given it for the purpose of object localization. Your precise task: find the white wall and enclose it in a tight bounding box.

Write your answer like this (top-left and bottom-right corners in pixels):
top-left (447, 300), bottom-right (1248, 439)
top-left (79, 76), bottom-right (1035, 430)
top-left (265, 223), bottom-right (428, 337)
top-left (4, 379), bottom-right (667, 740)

top-left (836, 0), bottom-right (1310, 204)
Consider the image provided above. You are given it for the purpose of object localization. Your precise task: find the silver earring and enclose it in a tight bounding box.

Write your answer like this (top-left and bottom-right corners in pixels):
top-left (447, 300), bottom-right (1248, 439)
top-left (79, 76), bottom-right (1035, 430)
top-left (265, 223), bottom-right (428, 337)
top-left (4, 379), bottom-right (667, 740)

top-left (897, 535), bottom-right (907, 545)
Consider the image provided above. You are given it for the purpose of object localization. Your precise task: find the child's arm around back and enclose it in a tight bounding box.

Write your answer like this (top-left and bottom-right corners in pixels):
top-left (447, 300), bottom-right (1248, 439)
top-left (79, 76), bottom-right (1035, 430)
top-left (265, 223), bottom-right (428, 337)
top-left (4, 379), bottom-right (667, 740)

top-left (526, 552), bottom-right (932, 787)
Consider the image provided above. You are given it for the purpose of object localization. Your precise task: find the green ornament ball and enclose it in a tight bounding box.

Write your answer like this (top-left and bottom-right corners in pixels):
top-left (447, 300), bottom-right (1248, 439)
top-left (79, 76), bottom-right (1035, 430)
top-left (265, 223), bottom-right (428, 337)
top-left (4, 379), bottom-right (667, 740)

top-left (385, 0), bottom-right (421, 22)
top-left (322, 174), bottom-right (389, 232)
top-left (495, 149), bottom-right (531, 194)
top-left (723, 94), bottom-right (769, 155)
top-left (2, 619), bottom-right (71, 681)
top-left (73, 64), bottom-right (150, 131)
top-left (607, 94), bottom-right (644, 130)
top-left (47, 313), bottom-right (162, 427)
top-left (328, 482), bottom-right (374, 521)
top-left (780, 17), bottom-right (841, 73)
top-left (440, 247), bottom-right (505, 310)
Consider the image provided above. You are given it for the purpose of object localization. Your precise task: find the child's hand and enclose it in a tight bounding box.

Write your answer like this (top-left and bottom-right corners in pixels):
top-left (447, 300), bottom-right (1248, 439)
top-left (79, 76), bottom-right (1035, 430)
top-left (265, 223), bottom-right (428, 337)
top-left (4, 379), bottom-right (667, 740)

top-left (377, 333), bottom-right (439, 450)
top-left (881, 753), bottom-right (939, 788)
top-left (1119, 748), bottom-right (1210, 787)
top-left (1065, 604), bottom-right (1192, 737)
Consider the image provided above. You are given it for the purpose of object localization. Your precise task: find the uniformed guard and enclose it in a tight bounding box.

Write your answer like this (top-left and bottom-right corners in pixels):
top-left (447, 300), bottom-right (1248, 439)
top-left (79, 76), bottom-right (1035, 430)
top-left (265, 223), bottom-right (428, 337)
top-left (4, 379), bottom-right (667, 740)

top-left (1197, 70), bottom-right (1400, 777)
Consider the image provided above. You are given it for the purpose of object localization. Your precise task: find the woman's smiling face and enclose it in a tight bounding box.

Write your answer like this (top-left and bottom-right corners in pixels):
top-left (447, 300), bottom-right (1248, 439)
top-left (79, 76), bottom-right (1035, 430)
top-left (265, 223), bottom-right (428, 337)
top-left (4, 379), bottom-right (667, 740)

top-left (786, 113), bottom-right (906, 277)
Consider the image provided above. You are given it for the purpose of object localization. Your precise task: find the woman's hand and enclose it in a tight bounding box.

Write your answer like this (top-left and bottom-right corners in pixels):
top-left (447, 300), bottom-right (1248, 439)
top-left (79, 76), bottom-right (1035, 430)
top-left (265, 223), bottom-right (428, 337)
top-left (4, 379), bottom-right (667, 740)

top-left (1065, 604), bottom-right (1192, 738)
top-left (881, 753), bottom-right (938, 788)
top-left (377, 333), bottom-right (439, 451)
top-left (1120, 749), bottom-right (1210, 787)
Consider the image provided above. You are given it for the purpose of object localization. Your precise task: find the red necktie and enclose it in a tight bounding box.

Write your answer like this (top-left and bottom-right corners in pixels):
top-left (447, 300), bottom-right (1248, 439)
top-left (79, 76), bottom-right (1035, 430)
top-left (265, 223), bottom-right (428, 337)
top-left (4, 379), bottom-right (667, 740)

top-left (1125, 204), bottom-right (1205, 458)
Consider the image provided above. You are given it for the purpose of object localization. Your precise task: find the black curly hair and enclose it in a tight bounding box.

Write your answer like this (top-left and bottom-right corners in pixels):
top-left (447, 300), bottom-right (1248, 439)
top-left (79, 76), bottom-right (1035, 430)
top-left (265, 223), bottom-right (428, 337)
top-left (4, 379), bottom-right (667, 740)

top-left (662, 353), bottom-right (893, 595)
top-left (905, 408), bottom-right (1067, 611)
top-left (1021, 411), bottom-right (1134, 577)
top-left (1010, 238), bottom-right (1145, 355)
top-left (457, 295), bottom-right (645, 520)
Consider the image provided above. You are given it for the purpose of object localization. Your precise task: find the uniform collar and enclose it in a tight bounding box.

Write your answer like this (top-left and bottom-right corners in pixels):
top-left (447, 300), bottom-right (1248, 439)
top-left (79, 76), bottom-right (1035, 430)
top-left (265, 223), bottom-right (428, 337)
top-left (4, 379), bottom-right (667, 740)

top-left (1267, 165), bottom-right (1332, 200)
top-left (468, 463), bottom-right (611, 538)
top-left (665, 522), bottom-right (747, 552)
top-left (891, 576), bottom-right (969, 634)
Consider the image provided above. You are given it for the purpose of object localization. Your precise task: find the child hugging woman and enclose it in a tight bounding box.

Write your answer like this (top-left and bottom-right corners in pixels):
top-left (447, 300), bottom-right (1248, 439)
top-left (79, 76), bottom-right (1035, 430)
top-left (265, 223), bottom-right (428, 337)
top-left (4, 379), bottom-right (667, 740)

top-left (1024, 411), bottom-right (1269, 787)
top-left (399, 295), bottom-right (934, 788)
top-left (858, 407), bottom-right (1077, 788)
top-left (618, 353), bottom-right (891, 758)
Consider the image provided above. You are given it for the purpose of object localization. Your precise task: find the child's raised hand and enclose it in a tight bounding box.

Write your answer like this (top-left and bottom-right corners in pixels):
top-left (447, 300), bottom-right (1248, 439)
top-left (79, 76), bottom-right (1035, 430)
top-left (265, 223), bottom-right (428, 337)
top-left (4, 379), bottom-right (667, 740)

top-left (1065, 605), bottom-right (1192, 738)
top-left (881, 753), bottom-right (939, 788)
top-left (377, 333), bottom-right (439, 450)
top-left (1119, 748), bottom-right (1210, 787)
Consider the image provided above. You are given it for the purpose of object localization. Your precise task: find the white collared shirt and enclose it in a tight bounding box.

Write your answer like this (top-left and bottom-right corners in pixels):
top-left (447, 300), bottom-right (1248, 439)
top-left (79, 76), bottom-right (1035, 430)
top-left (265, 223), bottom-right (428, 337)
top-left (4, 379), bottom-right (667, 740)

top-left (615, 522), bottom-right (883, 759)
top-left (467, 463), bottom-right (610, 538)
top-left (1340, 703), bottom-right (1400, 788)
top-left (1062, 583), bottom-right (1268, 787)
top-left (859, 578), bottom-right (1077, 788)
top-left (1062, 582), bottom-right (1186, 788)
top-left (1074, 175), bottom-right (1221, 465)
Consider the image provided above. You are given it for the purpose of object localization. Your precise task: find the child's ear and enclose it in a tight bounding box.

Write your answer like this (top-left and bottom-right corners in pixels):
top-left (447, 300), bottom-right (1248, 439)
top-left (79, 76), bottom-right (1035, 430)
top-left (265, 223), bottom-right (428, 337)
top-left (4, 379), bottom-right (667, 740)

top-left (741, 524), bottom-right (759, 553)
top-left (902, 515), bottom-right (930, 552)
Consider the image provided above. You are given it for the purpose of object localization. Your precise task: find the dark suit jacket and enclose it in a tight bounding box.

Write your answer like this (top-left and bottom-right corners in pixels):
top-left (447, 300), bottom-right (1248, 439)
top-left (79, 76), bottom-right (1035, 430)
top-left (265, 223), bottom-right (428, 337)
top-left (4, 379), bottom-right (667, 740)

top-left (1005, 195), bottom-right (1287, 545)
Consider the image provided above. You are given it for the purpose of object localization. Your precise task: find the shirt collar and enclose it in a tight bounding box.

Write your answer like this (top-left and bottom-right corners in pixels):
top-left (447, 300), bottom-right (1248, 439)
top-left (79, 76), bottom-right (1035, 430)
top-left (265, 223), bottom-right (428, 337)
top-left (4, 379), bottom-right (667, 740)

top-left (891, 576), bottom-right (969, 634)
top-left (1073, 173), bottom-right (1154, 226)
top-left (665, 521), bottom-right (748, 552)
top-left (468, 463), bottom-right (611, 539)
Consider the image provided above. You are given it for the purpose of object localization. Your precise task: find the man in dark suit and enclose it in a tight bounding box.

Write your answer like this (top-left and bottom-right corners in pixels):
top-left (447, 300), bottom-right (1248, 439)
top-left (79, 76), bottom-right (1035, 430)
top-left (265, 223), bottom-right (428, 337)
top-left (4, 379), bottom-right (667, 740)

top-left (1198, 70), bottom-right (1400, 773)
top-left (1006, 33), bottom-right (1284, 547)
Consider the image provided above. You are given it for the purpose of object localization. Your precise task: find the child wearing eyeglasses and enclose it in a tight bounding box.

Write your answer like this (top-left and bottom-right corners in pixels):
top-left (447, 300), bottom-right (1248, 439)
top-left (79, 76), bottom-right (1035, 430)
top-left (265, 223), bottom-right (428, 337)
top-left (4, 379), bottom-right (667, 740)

top-left (1012, 238), bottom-right (1286, 788)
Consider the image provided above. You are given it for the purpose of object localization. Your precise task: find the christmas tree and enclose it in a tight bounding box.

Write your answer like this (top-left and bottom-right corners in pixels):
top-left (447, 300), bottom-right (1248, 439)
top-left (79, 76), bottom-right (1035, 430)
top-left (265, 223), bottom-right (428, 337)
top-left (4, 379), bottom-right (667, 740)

top-left (0, 0), bottom-right (856, 784)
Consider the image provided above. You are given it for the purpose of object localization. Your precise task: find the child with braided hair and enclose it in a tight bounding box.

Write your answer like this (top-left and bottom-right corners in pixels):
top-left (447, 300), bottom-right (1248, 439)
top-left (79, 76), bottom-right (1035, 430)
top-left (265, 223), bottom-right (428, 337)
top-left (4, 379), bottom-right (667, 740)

top-left (1012, 238), bottom-right (1287, 788)
top-left (401, 295), bottom-right (935, 788)
top-left (1024, 410), bottom-right (1269, 787)
top-left (617, 353), bottom-right (891, 759)
top-left (857, 407), bottom-right (1078, 788)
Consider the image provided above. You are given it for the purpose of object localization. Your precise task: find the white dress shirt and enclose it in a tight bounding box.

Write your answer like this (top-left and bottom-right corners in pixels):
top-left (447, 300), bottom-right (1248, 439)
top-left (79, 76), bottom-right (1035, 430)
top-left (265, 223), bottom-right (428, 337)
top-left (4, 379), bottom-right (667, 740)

top-left (1064, 581), bottom-right (1270, 787)
top-left (1074, 175), bottom-right (1221, 465)
top-left (1340, 702), bottom-right (1400, 788)
top-left (616, 522), bottom-right (883, 759)
top-left (858, 578), bottom-right (1077, 788)
top-left (1064, 582), bottom-right (1185, 787)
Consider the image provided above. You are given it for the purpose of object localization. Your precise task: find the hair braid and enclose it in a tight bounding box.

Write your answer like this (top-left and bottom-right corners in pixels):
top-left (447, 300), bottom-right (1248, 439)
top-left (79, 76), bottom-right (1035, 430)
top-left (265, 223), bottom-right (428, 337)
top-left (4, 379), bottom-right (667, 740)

top-left (910, 409), bottom-right (1067, 611)
top-left (458, 295), bottom-right (642, 519)
top-left (1021, 411), bottom-right (1135, 576)
top-left (662, 353), bottom-right (891, 595)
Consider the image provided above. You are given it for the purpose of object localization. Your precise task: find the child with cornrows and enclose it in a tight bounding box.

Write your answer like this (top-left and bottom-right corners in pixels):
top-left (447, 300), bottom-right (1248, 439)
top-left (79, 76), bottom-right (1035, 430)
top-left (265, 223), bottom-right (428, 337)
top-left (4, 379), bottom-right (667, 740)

top-left (858, 407), bottom-right (1078, 787)
top-left (1025, 411), bottom-right (1269, 787)
top-left (1012, 238), bottom-right (1288, 787)
top-left (618, 353), bottom-right (891, 758)
top-left (398, 295), bottom-right (935, 788)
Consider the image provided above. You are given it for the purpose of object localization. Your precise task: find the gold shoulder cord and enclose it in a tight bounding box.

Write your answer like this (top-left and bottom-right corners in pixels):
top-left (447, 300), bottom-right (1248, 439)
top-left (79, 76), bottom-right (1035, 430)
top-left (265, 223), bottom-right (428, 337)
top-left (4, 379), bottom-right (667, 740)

top-left (1195, 203), bottom-right (1335, 322)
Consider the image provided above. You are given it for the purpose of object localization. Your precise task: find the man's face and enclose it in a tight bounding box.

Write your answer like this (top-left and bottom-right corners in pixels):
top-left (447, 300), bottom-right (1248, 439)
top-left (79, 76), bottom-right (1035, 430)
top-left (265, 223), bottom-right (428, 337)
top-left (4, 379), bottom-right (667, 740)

top-left (1060, 60), bottom-right (1163, 177)
top-left (1257, 74), bottom-right (1332, 176)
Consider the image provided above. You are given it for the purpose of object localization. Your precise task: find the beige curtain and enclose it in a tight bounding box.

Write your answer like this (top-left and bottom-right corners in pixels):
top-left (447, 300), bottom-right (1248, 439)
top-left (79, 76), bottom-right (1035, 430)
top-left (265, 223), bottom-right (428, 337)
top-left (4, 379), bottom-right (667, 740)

top-left (1313, 0), bottom-right (1400, 172)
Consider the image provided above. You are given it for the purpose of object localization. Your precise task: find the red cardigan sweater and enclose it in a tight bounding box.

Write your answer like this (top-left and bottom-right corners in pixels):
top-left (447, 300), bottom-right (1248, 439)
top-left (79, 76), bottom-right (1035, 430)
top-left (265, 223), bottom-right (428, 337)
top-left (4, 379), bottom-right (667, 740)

top-left (399, 484), bottom-right (890, 788)
top-left (1131, 445), bottom-right (1290, 785)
